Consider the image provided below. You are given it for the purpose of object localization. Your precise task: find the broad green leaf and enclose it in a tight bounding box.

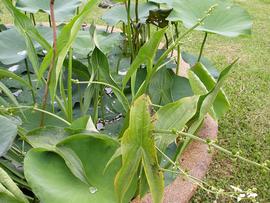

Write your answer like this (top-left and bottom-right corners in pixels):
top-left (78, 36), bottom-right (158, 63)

top-left (26, 126), bottom-right (67, 149)
top-left (65, 116), bottom-right (98, 134)
top-left (19, 109), bottom-right (68, 131)
top-left (73, 30), bottom-right (95, 57)
top-left (102, 2), bottom-right (158, 26)
top-left (115, 95), bottom-right (164, 203)
top-left (181, 51), bottom-right (219, 78)
top-left (0, 28), bottom-right (27, 65)
top-left (16, 0), bottom-right (82, 21)
top-left (91, 48), bottom-right (130, 112)
top-left (26, 127), bottom-right (90, 185)
top-left (0, 116), bottom-right (18, 157)
top-left (0, 68), bottom-right (31, 88)
top-left (0, 82), bottom-right (20, 109)
top-left (38, 0), bottom-right (98, 102)
top-left (155, 96), bottom-right (199, 152)
top-left (149, 68), bottom-right (173, 105)
top-left (149, 68), bottom-right (193, 105)
top-left (2, 3), bottom-right (38, 75)
top-left (63, 58), bottom-right (90, 80)
top-left (171, 73), bottom-right (194, 101)
top-left (122, 28), bottom-right (166, 90)
top-left (188, 63), bottom-right (230, 119)
top-left (0, 27), bottom-right (53, 65)
top-left (190, 60), bottom-right (236, 132)
top-left (94, 30), bottom-right (124, 55)
top-left (0, 192), bottom-right (22, 203)
top-left (0, 168), bottom-right (28, 203)
top-left (24, 134), bottom-right (135, 203)
top-left (167, 0), bottom-right (252, 37)
top-left (178, 60), bottom-right (237, 156)
top-left (3, 0), bottom-right (51, 51)
top-left (3, 1), bottom-right (50, 51)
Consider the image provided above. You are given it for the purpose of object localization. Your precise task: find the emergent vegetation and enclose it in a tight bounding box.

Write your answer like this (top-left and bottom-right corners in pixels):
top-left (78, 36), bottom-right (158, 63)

top-left (0, 0), bottom-right (268, 203)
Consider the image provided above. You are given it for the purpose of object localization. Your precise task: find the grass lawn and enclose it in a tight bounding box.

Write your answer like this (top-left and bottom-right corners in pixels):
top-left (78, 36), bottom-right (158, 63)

top-left (189, 0), bottom-right (270, 202)
top-left (1, 0), bottom-right (269, 202)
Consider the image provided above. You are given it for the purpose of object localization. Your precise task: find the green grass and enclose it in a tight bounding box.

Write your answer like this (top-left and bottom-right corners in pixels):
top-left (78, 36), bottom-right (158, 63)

top-left (1, 0), bottom-right (270, 202)
top-left (187, 0), bottom-right (270, 202)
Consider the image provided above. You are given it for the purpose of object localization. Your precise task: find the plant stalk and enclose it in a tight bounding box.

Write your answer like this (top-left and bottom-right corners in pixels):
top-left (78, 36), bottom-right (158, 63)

top-left (48, 14), bottom-right (52, 27)
top-left (24, 58), bottom-right (36, 104)
top-left (135, 0), bottom-right (139, 23)
top-left (197, 32), bottom-right (208, 62)
top-left (175, 23), bottom-right (181, 75)
top-left (67, 48), bottom-right (73, 122)
top-left (154, 6), bottom-right (216, 71)
top-left (30, 13), bottom-right (36, 26)
top-left (125, 0), bottom-right (135, 61)
top-left (154, 129), bottom-right (270, 171)
top-left (40, 0), bottom-right (57, 127)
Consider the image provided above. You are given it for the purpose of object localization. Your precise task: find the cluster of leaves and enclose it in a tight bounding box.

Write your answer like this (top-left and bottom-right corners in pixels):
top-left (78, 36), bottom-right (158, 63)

top-left (0, 0), bottom-right (255, 203)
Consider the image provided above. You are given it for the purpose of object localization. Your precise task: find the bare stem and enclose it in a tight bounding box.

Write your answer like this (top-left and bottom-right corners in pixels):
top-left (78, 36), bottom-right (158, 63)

top-left (154, 129), bottom-right (270, 171)
top-left (40, 0), bottom-right (57, 127)
top-left (197, 32), bottom-right (208, 62)
top-left (24, 58), bottom-right (36, 104)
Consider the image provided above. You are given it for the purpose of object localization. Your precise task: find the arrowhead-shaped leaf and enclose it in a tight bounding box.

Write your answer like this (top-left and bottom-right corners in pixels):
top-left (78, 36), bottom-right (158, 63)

top-left (115, 95), bottom-right (164, 203)
top-left (188, 62), bottom-right (230, 119)
top-left (155, 96), bottom-right (199, 152)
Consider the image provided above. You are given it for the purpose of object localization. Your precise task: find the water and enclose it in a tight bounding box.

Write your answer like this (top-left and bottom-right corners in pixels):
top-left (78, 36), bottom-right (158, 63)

top-left (118, 70), bottom-right (127, 76)
top-left (17, 50), bottom-right (27, 57)
top-left (89, 187), bottom-right (98, 194)
top-left (8, 65), bottom-right (19, 72)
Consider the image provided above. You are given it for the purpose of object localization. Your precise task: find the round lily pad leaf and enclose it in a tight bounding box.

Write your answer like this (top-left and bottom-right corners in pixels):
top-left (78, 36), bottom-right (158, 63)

top-left (167, 0), bottom-right (252, 37)
top-left (0, 28), bottom-right (27, 65)
top-left (16, 0), bottom-right (82, 21)
top-left (24, 134), bottom-right (136, 203)
top-left (102, 2), bottom-right (158, 26)
top-left (0, 26), bottom-right (54, 65)
top-left (73, 30), bottom-right (96, 57)
top-left (0, 115), bottom-right (18, 157)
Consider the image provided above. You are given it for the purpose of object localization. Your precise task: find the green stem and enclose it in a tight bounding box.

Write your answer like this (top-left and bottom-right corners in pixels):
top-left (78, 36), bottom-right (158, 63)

top-left (67, 48), bottom-right (73, 122)
top-left (154, 129), bottom-right (270, 171)
top-left (40, 0), bottom-right (57, 127)
top-left (154, 21), bottom-right (203, 71)
top-left (3, 106), bottom-right (70, 125)
top-left (197, 32), bottom-right (208, 62)
top-left (30, 13), bottom-right (36, 26)
top-left (48, 14), bottom-right (52, 27)
top-left (175, 23), bottom-right (181, 75)
top-left (24, 59), bottom-right (36, 104)
top-left (125, 0), bottom-right (135, 61)
top-left (164, 33), bottom-right (169, 49)
top-left (93, 87), bottom-right (99, 124)
top-left (73, 80), bottom-right (130, 111)
top-left (135, 0), bottom-right (139, 23)
top-left (154, 7), bottom-right (216, 72)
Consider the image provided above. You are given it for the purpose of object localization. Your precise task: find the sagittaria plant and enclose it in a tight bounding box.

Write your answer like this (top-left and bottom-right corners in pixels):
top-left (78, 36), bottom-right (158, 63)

top-left (0, 0), bottom-right (268, 203)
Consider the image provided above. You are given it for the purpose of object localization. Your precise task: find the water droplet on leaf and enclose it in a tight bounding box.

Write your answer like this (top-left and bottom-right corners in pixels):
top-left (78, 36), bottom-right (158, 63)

top-left (17, 50), bottom-right (27, 57)
top-left (118, 70), bottom-right (127, 76)
top-left (89, 187), bottom-right (98, 194)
